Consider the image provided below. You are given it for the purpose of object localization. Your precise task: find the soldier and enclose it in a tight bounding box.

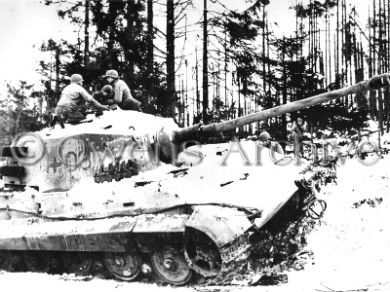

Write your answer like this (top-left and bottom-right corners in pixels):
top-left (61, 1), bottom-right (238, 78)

top-left (290, 117), bottom-right (305, 157)
top-left (55, 74), bottom-right (109, 123)
top-left (103, 69), bottom-right (142, 111)
top-left (92, 84), bottom-right (114, 105)
top-left (258, 130), bottom-right (284, 154)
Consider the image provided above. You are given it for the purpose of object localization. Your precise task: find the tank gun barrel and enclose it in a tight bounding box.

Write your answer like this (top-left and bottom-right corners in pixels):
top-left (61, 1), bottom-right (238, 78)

top-left (174, 73), bottom-right (390, 142)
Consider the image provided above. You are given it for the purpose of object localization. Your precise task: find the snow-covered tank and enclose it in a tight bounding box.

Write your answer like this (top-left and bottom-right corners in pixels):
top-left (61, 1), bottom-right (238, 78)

top-left (0, 73), bottom-right (388, 285)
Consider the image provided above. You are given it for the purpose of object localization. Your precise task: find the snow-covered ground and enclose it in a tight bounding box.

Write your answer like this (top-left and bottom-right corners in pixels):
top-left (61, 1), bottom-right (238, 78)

top-left (265, 156), bottom-right (390, 292)
top-left (1, 155), bottom-right (390, 292)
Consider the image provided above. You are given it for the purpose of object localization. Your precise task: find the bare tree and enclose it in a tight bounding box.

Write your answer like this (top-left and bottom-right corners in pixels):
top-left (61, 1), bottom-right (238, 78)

top-left (166, 0), bottom-right (176, 117)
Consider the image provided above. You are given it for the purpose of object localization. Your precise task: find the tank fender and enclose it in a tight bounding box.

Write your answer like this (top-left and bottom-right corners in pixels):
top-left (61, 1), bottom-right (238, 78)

top-left (185, 206), bottom-right (252, 248)
top-left (132, 214), bottom-right (188, 233)
top-left (0, 217), bottom-right (139, 252)
top-left (131, 214), bottom-right (189, 252)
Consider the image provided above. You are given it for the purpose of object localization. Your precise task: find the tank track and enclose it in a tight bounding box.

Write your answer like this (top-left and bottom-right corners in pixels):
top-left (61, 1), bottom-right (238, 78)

top-left (0, 234), bottom-right (254, 287)
top-left (0, 230), bottom-right (225, 286)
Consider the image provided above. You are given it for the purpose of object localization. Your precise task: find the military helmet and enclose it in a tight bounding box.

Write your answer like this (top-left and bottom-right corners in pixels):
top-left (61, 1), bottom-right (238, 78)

top-left (259, 131), bottom-right (271, 141)
top-left (104, 69), bottom-right (119, 79)
top-left (70, 74), bottom-right (83, 84)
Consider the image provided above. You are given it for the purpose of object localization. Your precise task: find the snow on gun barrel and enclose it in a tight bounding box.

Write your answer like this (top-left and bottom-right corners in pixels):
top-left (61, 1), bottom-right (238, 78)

top-left (0, 73), bottom-right (389, 285)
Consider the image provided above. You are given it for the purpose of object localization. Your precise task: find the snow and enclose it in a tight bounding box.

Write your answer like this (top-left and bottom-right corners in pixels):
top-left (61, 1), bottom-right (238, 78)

top-left (268, 156), bottom-right (390, 291)
top-left (39, 110), bottom-right (179, 140)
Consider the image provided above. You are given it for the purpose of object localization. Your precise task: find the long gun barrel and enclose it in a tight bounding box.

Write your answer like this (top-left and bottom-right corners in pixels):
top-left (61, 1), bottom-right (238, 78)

top-left (174, 73), bottom-right (390, 142)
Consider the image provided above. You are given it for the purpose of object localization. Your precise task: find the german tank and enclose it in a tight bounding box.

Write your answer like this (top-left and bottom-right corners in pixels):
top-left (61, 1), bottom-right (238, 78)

top-left (0, 74), bottom-right (388, 285)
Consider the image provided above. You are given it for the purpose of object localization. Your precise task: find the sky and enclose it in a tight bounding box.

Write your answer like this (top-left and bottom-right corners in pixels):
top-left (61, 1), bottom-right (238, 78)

top-left (0, 0), bottom-right (86, 98)
top-left (0, 1), bottom-right (70, 82)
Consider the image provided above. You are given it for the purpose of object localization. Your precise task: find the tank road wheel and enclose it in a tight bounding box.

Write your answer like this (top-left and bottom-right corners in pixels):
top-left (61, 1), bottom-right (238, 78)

top-left (150, 246), bottom-right (192, 285)
top-left (184, 229), bottom-right (222, 278)
top-left (185, 244), bottom-right (220, 278)
top-left (104, 252), bottom-right (141, 281)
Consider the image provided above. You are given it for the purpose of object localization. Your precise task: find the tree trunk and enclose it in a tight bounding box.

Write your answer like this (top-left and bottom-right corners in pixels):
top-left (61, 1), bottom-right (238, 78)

top-left (202, 0), bottom-right (209, 123)
top-left (368, 4), bottom-right (377, 118)
top-left (84, 0), bottom-right (90, 67)
top-left (108, 1), bottom-right (117, 68)
top-left (224, 30), bottom-right (228, 107)
top-left (378, 1), bottom-right (384, 134)
top-left (55, 48), bottom-right (60, 104)
top-left (262, 4), bottom-right (266, 99)
top-left (166, 0), bottom-right (176, 118)
top-left (373, 0), bottom-right (378, 117)
top-left (124, 0), bottom-right (135, 86)
top-left (266, 15), bottom-right (271, 102)
top-left (146, 0), bottom-right (154, 102)
top-left (195, 45), bottom-right (200, 115)
top-left (336, 0), bottom-right (340, 84)
top-left (282, 37), bottom-right (287, 138)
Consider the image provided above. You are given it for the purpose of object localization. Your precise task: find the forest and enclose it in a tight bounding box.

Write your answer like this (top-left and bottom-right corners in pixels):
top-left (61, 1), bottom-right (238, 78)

top-left (1, 0), bottom-right (390, 143)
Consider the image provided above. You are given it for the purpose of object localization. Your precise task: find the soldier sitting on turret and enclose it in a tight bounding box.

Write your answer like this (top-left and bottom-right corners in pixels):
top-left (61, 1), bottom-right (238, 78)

top-left (55, 74), bottom-right (109, 123)
top-left (103, 69), bottom-right (142, 111)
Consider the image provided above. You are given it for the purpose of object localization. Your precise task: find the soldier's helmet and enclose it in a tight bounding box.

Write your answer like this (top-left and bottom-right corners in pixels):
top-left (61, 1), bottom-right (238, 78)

top-left (104, 69), bottom-right (119, 79)
top-left (259, 131), bottom-right (271, 141)
top-left (70, 74), bottom-right (83, 84)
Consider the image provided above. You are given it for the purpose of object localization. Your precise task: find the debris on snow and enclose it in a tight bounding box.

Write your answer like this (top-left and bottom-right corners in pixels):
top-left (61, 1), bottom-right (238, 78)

top-left (352, 197), bottom-right (383, 209)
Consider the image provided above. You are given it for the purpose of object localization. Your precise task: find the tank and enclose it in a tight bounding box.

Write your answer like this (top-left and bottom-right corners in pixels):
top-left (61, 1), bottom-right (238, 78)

top-left (0, 73), bottom-right (388, 285)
